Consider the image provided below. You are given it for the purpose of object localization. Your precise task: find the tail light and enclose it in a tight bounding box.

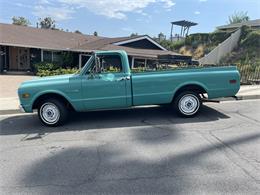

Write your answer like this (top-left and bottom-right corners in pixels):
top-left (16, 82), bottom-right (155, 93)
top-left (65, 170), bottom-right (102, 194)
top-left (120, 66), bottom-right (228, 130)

top-left (229, 79), bottom-right (237, 84)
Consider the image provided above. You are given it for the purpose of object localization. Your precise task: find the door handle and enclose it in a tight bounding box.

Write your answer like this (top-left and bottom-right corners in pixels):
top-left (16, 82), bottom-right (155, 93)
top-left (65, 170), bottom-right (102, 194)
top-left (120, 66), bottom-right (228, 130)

top-left (117, 77), bottom-right (126, 81)
top-left (116, 76), bottom-right (130, 81)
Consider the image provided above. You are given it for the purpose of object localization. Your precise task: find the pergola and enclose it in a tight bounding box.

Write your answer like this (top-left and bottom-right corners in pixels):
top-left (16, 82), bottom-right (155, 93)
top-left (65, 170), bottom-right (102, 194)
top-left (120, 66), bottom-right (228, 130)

top-left (170, 20), bottom-right (197, 41)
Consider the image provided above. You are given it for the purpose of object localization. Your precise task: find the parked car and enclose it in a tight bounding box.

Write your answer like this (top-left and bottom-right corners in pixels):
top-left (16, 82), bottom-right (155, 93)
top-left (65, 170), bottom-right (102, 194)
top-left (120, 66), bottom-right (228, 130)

top-left (18, 50), bottom-right (240, 126)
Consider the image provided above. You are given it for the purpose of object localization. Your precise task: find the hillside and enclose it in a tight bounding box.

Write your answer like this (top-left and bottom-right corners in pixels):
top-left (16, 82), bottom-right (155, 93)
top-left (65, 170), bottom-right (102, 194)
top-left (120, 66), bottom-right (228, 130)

top-left (220, 27), bottom-right (260, 83)
top-left (158, 26), bottom-right (260, 84)
top-left (158, 31), bottom-right (232, 60)
top-left (220, 28), bottom-right (260, 65)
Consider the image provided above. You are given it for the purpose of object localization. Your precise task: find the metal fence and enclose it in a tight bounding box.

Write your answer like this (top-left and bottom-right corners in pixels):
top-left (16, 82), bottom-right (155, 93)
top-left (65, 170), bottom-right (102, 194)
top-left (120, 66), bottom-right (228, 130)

top-left (237, 64), bottom-right (260, 84)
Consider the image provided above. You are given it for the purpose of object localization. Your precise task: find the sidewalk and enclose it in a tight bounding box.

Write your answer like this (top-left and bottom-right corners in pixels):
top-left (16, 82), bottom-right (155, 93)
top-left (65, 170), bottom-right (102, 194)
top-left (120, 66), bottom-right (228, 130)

top-left (235, 85), bottom-right (260, 97)
top-left (219, 85), bottom-right (260, 101)
top-left (1, 79), bottom-right (260, 114)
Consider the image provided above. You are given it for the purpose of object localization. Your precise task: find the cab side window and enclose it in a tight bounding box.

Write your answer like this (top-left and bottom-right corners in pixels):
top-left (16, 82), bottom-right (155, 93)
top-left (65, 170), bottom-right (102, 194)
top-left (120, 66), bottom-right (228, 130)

top-left (99, 55), bottom-right (122, 73)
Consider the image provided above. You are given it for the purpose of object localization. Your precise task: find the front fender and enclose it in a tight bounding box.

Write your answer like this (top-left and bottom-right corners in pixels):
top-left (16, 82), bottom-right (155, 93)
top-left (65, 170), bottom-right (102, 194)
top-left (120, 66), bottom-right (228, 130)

top-left (27, 90), bottom-right (73, 112)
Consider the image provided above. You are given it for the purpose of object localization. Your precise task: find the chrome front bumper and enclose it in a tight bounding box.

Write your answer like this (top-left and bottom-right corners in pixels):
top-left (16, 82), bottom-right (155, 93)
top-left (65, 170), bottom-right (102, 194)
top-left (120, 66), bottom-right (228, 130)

top-left (19, 105), bottom-right (25, 113)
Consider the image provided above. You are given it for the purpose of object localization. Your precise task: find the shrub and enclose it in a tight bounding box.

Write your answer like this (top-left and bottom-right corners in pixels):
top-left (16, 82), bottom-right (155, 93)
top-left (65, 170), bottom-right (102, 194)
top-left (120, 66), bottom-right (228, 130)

top-left (172, 40), bottom-right (185, 50)
top-left (186, 32), bottom-right (231, 48)
top-left (33, 62), bottom-right (59, 72)
top-left (158, 39), bottom-right (185, 51)
top-left (185, 33), bottom-right (209, 45)
top-left (209, 31), bottom-right (231, 44)
top-left (36, 68), bottom-right (79, 77)
top-left (239, 25), bottom-right (252, 42)
top-left (241, 30), bottom-right (260, 48)
top-left (179, 46), bottom-right (192, 56)
top-left (193, 45), bottom-right (205, 59)
top-left (33, 61), bottom-right (79, 76)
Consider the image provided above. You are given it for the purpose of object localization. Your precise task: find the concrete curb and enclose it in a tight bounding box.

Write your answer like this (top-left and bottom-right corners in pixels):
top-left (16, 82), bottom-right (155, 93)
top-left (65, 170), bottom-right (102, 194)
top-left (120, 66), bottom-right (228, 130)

top-left (0, 109), bottom-right (22, 115)
top-left (1, 94), bottom-right (260, 115)
top-left (215, 95), bottom-right (260, 102)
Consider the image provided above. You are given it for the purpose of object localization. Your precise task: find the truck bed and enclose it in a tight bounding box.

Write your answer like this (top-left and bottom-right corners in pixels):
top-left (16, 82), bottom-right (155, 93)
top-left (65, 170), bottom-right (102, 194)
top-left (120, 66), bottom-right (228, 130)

top-left (131, 66), bottom-right (240, 106)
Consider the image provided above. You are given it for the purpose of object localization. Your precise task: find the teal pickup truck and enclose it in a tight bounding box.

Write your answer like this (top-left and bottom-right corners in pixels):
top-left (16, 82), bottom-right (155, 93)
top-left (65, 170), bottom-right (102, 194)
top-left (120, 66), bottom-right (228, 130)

top-left (18, 50), bottom-right (240, 126)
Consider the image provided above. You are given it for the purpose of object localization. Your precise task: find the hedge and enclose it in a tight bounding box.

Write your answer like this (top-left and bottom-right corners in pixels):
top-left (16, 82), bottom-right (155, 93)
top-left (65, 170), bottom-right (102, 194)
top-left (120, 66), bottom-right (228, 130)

top-left (36, 68), bottom-right (79, 77)
top-left (33, 61), bottom-right (79, 77)
top-left (241, 30), bottom-right (260, 48)
top-left (185, 31), bottom-right (232, 47)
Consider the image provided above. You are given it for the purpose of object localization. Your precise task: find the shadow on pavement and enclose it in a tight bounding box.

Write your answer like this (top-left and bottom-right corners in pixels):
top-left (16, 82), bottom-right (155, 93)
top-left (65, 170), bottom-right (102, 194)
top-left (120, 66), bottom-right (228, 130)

top-left (0, 105), bottom-right (229, 135)
top-left (20, 131), bottom-right (260, 194)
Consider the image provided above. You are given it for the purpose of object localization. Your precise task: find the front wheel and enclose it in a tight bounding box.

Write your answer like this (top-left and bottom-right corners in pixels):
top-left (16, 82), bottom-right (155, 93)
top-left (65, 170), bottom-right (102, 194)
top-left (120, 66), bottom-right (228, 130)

top-left (38, 99), bottom-right (68, 126)
top-left (173, 91), bottom-right (201, 117)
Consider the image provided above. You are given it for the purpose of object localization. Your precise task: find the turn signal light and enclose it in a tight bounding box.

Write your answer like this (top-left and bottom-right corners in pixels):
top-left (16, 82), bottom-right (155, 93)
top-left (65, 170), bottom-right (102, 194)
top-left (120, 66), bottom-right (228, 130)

top-left (22, 93), bottom-right (30, 98)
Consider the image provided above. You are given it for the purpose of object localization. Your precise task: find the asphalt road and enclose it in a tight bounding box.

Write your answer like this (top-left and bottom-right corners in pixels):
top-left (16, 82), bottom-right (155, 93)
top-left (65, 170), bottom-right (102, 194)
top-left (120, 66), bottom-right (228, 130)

top-left (0, 100), bottom-right (260, 194)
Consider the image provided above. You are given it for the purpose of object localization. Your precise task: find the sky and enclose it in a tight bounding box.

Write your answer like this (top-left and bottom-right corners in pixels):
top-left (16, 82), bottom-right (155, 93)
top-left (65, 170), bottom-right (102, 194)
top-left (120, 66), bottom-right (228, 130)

top-left (0, 0), bottom-right (259, 38)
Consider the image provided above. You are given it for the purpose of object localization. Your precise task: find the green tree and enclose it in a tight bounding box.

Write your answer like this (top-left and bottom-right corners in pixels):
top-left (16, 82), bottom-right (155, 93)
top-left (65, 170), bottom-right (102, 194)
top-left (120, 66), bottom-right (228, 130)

top-left (228, 11), bottom-right (250, 24)
top-left (39, 17), bottom-right (56, 29)
top-left (158, 32), bottom-right (166, 41)
top-left (74, 30), bottom-right (82, 34)
top-left (12, 16), bottom-right (30, 26)
top-left (130, 33), bottom-right (138, 37)
top-left (93, 31), bottom-right (98, 36)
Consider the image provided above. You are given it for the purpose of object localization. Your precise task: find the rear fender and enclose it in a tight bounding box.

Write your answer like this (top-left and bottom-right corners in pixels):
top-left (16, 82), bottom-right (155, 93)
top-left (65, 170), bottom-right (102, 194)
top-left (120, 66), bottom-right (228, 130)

top-left (172, 81), bottom-right (208, 100)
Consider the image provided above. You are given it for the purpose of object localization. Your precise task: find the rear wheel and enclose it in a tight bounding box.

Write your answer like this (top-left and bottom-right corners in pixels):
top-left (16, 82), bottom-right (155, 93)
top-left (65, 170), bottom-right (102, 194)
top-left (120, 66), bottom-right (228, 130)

top-left (38, 99), bottom-right (68, 126)
top-left (173, 91), bottom-right (201, 117)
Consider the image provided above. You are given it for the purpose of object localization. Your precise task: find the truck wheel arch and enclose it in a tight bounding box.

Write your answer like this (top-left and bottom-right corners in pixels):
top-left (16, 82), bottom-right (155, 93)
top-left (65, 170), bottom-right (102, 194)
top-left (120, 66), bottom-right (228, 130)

top-left (32, 92), bottom-right (75, 111)
top-left (172, 84), bottom-right (208, 102)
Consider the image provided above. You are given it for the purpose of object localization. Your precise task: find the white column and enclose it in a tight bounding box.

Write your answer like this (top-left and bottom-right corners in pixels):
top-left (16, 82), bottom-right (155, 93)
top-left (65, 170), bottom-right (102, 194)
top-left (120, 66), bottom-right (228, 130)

top-left (4, 46), bottom-right (7, 67)
top-left (51, 51), bottom-right (54, 62)
top-left (131, 57), bottom-right (135, 69)
top-left (79, 54), bottom-right (82, 69)
top-left (144, 59), bottom-right (147, 68)
top-left (41, 49), bottom-right (43, 62)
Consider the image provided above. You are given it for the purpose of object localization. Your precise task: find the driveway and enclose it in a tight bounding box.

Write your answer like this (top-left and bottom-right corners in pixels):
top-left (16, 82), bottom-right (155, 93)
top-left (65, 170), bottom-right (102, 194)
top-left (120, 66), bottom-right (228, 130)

top-left (0, 75), bottom-right (35, 112)
top-left (0, 75), bottom-right (35, 98)
top-left (0, 100), bottom-right (259, 194)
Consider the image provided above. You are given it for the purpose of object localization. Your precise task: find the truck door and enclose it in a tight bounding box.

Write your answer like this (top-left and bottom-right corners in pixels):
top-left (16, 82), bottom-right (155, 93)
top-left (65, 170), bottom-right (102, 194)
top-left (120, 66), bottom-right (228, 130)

top-left (81, 53), bottom-right (131, 110)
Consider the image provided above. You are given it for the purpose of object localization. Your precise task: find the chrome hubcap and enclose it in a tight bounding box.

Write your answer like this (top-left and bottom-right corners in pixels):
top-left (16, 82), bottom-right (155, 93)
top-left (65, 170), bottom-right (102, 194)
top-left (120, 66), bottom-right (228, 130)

top-left (179, 94), bottom-right (199, 115)
top-left (40, 103), bottom-right (60, 124)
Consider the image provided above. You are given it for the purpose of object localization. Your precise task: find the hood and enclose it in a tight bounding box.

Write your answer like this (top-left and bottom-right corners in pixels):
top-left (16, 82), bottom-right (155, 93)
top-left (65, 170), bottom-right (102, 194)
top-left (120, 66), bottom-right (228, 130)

top-left (19, 74), bottom-right (76, 88)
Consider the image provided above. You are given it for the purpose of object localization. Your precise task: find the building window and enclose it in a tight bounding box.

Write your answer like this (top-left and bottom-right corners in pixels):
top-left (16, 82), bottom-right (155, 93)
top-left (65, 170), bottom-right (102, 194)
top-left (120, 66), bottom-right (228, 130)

top-left (0, 46), bottom-right (8, 71)
top-left (53, 51), bottom-right (62, 62)
top-left (134, 58), bottom-right (146, 68)
top-left (42, 50), bottom-right (62, 63)
top-left (146, 59), bottom-right (157, 70)
top-left (81, 55), bottom-right (91, 67)
top-left (43, 50), bottom-right (52, 62)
